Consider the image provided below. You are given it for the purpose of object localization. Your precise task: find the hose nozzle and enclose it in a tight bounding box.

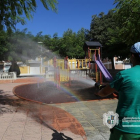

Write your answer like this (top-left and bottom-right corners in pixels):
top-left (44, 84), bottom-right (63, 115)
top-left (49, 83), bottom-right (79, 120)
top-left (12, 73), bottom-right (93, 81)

top-left (95, 82), bottom-right (106, 90)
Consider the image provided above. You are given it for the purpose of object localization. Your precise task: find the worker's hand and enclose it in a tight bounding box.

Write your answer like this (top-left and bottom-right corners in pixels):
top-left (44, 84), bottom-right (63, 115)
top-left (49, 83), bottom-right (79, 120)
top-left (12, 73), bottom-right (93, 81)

top-left (95, 82), bottom-right (106, 90)
top-left (94, 83), bottom-right (106, 96)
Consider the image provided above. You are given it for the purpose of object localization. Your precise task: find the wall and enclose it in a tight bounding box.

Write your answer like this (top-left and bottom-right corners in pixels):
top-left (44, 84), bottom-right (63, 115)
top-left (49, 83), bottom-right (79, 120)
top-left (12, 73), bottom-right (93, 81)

top-left (19, 66), bottom-right (29, 74)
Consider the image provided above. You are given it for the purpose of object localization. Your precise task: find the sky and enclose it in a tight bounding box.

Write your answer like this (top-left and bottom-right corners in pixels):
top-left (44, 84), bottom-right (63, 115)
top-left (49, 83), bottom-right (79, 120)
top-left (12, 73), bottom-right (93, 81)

top-left (16, 0), bottom-right (116, 38)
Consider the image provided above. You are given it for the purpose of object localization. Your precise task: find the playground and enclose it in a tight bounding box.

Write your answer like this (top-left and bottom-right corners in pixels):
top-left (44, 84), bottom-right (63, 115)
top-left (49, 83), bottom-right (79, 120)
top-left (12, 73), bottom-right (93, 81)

top-left (12, 41), bottom-right (117, 105)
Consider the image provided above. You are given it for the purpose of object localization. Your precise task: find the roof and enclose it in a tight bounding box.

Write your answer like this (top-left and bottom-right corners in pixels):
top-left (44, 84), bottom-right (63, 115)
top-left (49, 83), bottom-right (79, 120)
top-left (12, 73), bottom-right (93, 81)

top-left (83, 41), bottom-right (102, 49)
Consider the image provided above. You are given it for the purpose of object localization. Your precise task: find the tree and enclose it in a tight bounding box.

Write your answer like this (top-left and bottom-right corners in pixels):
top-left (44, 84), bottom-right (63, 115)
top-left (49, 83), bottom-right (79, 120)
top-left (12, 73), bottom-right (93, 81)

top-left (33, 31), bottom-right (44, 42)
top-left (4, 29), bottom-right (42, 62)
top-left (74, 28), bottom-right (86, 58)
top-left (59, 29), bottom-right (75, 58)
top-left (0, 30), bottom-right (8, 60)
top-left (0, 28), bottom-right (86, 62)
top-left (49, 33), bottom-right (60, 55)
top-left (0, 0), bottom-right (58, 30)
top-left (114, 0), bottom-right (140, 45)
top-left (42, 34), bottom-right (55, 59)
top-left (59, 28), bottom-right (85, 59)
top-left (89, 10), bottom-right (128, 69)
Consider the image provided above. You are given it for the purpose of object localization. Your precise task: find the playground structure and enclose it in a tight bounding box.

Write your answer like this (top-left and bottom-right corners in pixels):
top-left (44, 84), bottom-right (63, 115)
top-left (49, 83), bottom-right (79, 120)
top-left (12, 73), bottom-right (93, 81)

top-left (83, 41), bottom-right (113, 83)
top-left (46, 56), bottom-right (89, 88)
top-left (83, 41), bottom-right (102, 83)
top-left (45, 41), bottom-right (113, 87)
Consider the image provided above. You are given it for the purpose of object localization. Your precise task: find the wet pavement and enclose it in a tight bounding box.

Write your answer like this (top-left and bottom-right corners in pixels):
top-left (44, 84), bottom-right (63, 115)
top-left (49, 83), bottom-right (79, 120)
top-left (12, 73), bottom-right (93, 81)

top-left (0, 78), bottom-right (118, 140)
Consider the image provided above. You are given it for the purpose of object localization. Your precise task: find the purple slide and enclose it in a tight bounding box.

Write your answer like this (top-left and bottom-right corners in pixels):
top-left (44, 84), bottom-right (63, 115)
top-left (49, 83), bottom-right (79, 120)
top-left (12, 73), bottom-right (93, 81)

top-left (95, 55), bottom-right (113, 82)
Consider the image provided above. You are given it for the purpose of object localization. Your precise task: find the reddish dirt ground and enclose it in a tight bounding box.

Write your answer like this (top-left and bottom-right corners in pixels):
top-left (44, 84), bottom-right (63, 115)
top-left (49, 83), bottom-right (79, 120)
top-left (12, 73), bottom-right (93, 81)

top-left (13, 80), bottom-right (116, 104)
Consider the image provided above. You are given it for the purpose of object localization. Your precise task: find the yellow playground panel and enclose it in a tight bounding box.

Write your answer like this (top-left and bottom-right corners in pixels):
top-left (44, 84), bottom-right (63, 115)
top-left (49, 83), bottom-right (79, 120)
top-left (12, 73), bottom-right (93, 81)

top-left (57, 59), bottom-right (66, 69)
top-left (47, 58), bottom-right (89, 69)
top-left (68, 59), bottom-right (89, 69)
top-left (47, 59), bottom-right (65, 69)
top-left (59, 69), bottom-right (70, 82)
top-left (46, 58), bottom-right (89, 82)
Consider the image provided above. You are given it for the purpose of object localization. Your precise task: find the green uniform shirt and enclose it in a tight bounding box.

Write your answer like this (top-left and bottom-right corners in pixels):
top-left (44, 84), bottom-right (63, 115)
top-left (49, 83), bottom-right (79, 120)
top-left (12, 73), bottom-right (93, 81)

top-left (110, 65), bottom-right (140, 134)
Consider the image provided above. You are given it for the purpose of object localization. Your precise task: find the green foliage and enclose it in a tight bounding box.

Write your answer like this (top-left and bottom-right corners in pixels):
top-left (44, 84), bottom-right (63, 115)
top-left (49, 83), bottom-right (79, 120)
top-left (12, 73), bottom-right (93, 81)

top-left (90, 11), bottom-right (116, 45)
top-left (88, 9), bottom-right (131, 69)
top-left (0, 28), bottom-right (87, 62)
top-left (59, 28), bottom-right (85, 59)
top-left (114, 0), bottom-right (140, 45)
top-left (1, 29), bottom-right (42, 62)
top-left (0, 0), bottom-right (58, 30)
top-left (42, 28), bottom-right (85, 59)
top-left (89, 10), bottom-right (129, 61)
top-left (0, 30), bottom-right (8, 60)
top-left (40, 0), bottom-right (58, 12)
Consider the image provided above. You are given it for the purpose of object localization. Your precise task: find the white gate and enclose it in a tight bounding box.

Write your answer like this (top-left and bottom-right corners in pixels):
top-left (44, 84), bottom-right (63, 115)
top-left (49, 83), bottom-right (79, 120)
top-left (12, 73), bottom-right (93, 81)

top-left (30, 64), bottom-right (40, 74)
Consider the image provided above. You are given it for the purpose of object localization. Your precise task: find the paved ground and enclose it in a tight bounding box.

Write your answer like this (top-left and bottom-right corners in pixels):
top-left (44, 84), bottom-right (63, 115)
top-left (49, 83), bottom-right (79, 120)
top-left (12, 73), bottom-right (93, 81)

top-left (0, 79), bottom-right (118, 140)
top-left (53, 99), bottom-right (118, 140)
